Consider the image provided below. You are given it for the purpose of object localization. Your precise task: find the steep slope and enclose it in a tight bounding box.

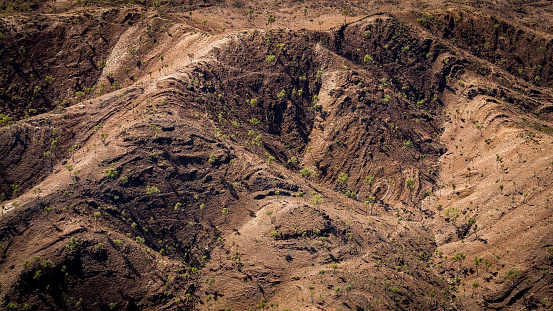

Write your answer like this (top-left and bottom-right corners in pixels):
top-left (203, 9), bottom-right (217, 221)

top-left (1, 2), bottom-right (553, 311)
top-left (0, 19), bottom-right (450, 310)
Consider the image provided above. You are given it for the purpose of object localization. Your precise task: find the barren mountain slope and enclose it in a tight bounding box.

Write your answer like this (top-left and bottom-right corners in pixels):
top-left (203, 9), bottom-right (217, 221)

top-left (1, 1), bottom-right (553, 310)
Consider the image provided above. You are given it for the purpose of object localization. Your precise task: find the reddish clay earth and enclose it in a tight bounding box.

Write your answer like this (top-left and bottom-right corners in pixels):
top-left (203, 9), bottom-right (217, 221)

top-left (1, 0), bottom-right (553, 310)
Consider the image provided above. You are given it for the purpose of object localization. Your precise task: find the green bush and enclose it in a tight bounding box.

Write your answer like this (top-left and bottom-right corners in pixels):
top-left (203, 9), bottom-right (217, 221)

top-left (405, 178), bottom-right (415, 191)
top-left (338, 173), bottom-right (349, 184)
top-left (310, 193), bottom-right (323, 205)
top-left (40, 259), bottom-right (53, 269)
top-left (208, 154), bottom-right (217, 164)
top-left (104, 168), bottom-right (118, 179)
top-left (33, 270), bottom-right (42, 279)
top-left (506, 269), bottom-right (519, 282)
top-left (266, 55), bottom-right (276, 64)
top-left (0, 114), bottom-right (13, 126)
top-left (251, 134), bottom-right (262, 146)
top-left (300, 168), bottom-right (316, 178)
top-left (309, 104), bottom-right (322, 112)
top-left (247, 98), bottom-right (258, 107)
top-left (364, 176), bottom-right (374, 184)
top-left (65, 238), bottom-right (78, 250)
top-left (146, 186), bottom-right (160, 194)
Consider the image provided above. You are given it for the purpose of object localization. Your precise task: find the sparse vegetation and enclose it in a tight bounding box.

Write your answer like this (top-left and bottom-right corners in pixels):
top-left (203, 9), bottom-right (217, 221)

top-left (0, 4), bottom-right (551, 311)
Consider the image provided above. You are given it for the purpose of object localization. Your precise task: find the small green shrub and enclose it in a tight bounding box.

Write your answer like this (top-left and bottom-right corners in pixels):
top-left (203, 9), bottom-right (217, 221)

top-left (208, 154), bottom-right (217, 164)
top-left (33, 270), bottom-right (42, 279)
top-left (247, 98), bottom-right (258, 107)
top-left (65, 237), bottom-right (79, 250)
top-left (104, 168), bottom-right (118, 179)
top-left (300, 168), bottom-right (316, 178)
top-left (338, 173), bottom-right (349, 184)
top-left (266, 55), bottom-right (276, 64)
top-left (364, 176), bottom-right (374, 184)
top-left (40, 259), bottom-right (53, 269)
top-left (146, 186), bottom-right (160, 194)
top-left (310, 193), bottom-right (323, 205)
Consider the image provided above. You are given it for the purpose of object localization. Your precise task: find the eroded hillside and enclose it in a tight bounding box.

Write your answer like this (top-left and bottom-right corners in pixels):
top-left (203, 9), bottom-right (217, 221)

top-left (1, 1), bottom-right (553, 310)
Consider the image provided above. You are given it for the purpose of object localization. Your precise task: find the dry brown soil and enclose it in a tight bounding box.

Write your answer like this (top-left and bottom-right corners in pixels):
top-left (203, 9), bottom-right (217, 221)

top-left (1, 1), bottom-right (553, 310)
